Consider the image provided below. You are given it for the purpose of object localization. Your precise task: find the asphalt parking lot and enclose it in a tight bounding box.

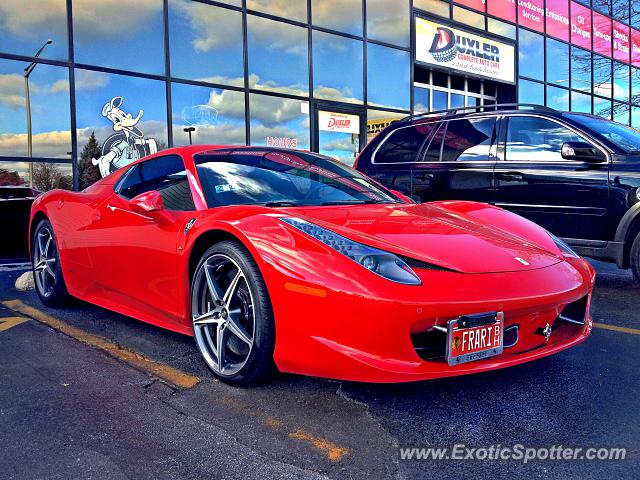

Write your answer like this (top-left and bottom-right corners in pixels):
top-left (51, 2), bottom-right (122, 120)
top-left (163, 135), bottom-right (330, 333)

top-left (0, 260), bottom-right (638, 480)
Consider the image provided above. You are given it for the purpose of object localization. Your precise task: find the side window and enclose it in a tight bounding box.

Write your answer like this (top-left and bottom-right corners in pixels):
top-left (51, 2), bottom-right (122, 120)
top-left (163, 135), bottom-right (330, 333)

top-left (440, 118), bottom-right (496, 162)
top-left (373, 121), bottom-right (440, 164)
top-left (506, 116), bottom-right (587, 161)
top-left (117, 155), bottom-right (195, 211)
top-left (422, 122), bottom-right (446, 162)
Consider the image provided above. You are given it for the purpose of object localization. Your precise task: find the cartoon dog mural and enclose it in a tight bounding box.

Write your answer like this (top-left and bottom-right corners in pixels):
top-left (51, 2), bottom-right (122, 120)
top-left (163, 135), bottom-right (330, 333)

top-left (92, 96), bottom-right (158, 177)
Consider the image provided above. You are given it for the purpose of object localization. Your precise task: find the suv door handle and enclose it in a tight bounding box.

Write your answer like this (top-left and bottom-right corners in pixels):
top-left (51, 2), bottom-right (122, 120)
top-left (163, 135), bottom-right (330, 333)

top-left (496, 172), bottom-right (524, 182)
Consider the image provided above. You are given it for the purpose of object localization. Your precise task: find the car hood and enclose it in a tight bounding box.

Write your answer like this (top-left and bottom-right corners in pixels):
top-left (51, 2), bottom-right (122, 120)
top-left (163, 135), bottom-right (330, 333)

top-left (278, 203), bottom-right (563, 274)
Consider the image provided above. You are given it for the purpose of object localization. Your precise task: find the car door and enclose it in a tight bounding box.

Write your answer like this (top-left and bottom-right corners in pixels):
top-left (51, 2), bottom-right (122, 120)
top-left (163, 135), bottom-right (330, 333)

top-left (493, 114), bottom-right (609, 241)
top-left (87, 154), bottom-right (196, 324)
top-left (411, 116), bottom-right (498, 202)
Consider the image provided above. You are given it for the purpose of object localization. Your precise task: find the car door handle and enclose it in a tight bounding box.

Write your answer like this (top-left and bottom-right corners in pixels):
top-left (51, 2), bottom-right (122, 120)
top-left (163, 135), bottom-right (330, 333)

top-left (496, 172), bottom-right (523, 182)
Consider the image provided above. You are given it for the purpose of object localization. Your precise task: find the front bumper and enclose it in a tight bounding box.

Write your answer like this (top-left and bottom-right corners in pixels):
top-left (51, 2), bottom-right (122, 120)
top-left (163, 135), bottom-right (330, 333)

top-left (269, 257), bottom-right (595, 383)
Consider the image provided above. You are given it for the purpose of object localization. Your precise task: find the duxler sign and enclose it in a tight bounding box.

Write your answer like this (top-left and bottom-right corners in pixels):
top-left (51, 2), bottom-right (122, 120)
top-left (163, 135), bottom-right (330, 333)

top-left (415, 17), bottom-right (516, 83)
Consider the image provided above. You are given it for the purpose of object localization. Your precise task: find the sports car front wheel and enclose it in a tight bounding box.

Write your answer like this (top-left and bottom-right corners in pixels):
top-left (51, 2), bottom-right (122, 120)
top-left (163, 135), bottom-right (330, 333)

top-left (191, 241), bottom-right (276, 386)
top-left (32, 219), bottom-right (70, 306)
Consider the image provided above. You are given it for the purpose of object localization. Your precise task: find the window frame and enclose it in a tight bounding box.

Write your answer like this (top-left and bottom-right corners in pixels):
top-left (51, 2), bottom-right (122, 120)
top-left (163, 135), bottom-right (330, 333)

top-left (370, 120), bottom-right (441, 165)
top-left (500, 114), bottom-right (610, 164)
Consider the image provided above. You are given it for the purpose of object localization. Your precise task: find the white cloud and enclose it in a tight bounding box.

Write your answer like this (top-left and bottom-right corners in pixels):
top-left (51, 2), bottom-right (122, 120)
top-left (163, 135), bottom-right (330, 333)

top-left (0, 73), bottom-right (26, 109)
top-left (0, 129), bottom-right (71, 158)
top-left (75, 70), bottom-right (110, 91)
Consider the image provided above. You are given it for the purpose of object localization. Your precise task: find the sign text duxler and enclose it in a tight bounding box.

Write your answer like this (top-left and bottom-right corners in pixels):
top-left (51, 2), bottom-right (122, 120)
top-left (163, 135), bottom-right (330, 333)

top-left (415, 17), bottom-right (516, 84)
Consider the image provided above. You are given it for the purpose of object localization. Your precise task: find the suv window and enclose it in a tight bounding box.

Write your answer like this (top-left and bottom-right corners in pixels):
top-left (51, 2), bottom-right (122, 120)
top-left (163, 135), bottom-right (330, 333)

top-left (506, 116), bottom-right (589, 161)
top-left (117, 155), bottom-right (195, 211)
top-left (374, 121), bottom-right (440, 164)
top-left (441, 117), bottom-right (496, 162)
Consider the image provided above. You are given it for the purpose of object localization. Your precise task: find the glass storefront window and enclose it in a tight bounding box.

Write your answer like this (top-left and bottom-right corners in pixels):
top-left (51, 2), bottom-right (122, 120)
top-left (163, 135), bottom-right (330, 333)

top-left (593, 54), bottom-right (613, 98)
top-left (571, 91), bottom-right (592, 113)
top-left (488, 18), bottom-right (516, 40)
top-left (571, 47), bottom-right (592, 92)
top-left (614, 103), bottom-right (630, 125)
top-left (488, 0), bottom-right (516, 23)
top-left (632, 106), bottom-right (640, 128)
top-left (248, 94), bottom-right (310, 150)
top-left (367, 109), bottom-right (406, 143)
top-left (0, 0), bottom-right (68, 60)
top-left (248, 16), bottom-right (309, 96)
top-left (313, 31), bottom-right (363, 104)
top-left (246, 0), bottom-right (307, 23)
top-left (519, 29), bottom-right (544, 81)
top-left (593, 11), bottom-right (613, 58)
top-left (75, 70), bottom-right (168, 181)
top-left (594, 96), bottom-right (613, 119)
top-left (518, 0), bottom-right (544, 33)
top-left (312, 0), bottom-right (362, 36)
top-left (414, 0), bottom-right (451, 19)
top-left (592, 0), bottom-right (612, 17)
top-left (367, 44), bottom-right (410, 110)
top-left (169, 0), bottom-right (244, 85)
top-left (413, 86), bottom-right (430, 113)
top-left (0, 161), bottom-right (72, 191)
top-left (366, 0), bottom-right (410, 47)
top-left (632, 68), bottom-right (640, 105)
top-left (546, 38), bottom-right (569, 86)
top-left (518, 79), bottom-right (544, 104)
top-left (72, 0), bottom-right (165, 75)
top-left (547, 85), bottom-right (569, 110)
top-left (0, 59), bottom-right (71, 159)
top-left (171, 83), bottom-right (246, 147)
top-left (546, 0), bottom-right (569, 42)
top-left (433, 90), bottom-right (447, 111)
top-left (614, 63), bottom-right (630, 102)
top-left (453, 7), bottom-right (484, 30)
top-left (571, 2), bottom-right (592, 51)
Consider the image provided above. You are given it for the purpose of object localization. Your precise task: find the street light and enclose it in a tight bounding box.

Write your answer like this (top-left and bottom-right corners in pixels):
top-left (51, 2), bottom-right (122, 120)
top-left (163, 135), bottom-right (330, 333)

top-left (25, 39), bottom-right (53, 188)
top-left (184, 126), bottom-right (196, 145)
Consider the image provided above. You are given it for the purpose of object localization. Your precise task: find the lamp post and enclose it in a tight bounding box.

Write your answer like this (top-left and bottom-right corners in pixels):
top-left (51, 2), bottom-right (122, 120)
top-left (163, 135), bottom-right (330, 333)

top-left (25, 39), bottom-right (53, 188)
top-left (184, 126), bottom-right (196, 145)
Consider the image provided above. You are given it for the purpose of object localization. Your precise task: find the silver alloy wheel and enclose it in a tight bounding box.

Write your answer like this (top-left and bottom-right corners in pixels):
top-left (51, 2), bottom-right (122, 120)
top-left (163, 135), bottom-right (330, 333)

top-left (33, 227), bottom-right (57, 298)
top-left (192, 253), bottom-right (256, 376)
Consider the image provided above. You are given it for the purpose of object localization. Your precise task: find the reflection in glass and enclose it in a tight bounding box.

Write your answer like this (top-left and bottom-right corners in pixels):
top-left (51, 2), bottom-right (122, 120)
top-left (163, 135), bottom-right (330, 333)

top-left (633, 68), bottom-right (640, 105)
top-left (75, 70), bottom-right (168, 180)
top-left (547, 85), bottom-right (569, 111)
top-left (518, 29), bottom-right (544, 81)
top-left (414, 86), bottom-right (430, 113)
top-left (594, 96), bottom-right (612, 119)
top-left (248, 16), bottom-right (308, 96)
top-left (632, 107), bottom-right (640, 128)
top-left (450, 93), bottom-right (465, 109)
top-left (367, 109), bottom-right (405, 144)
top-left (247, 0), bottom-right (307, 22)
top-left (0, 0), bottom-right (68, 60)
top-left (312, 0), bottom-right (362, 35)
top-left (313, 31), bottom-right (363, 104)
top-left (593, 54), bottom-right (612, 98)
top-left (171, 83), bottom-right (246, 146)
top-left (249, 94), bottom-right (310, 150)
top-left (571, 47), bottom-right (591, 93)
top-left (488, 18), bottom-right (516, 39)
top-left (441, 118), bottom-right (496, 162)
top-left (453, 6), bottom-right (484, 29)
top-left (546, 38), bottom-right (569, 86)
top-left (73, 0), bottom-right (165, 75)
top-left (169, 0), bottom-right (244, 84)
top-left (0, 161), bottom-right (72, 191)
top-left (611, 0), bottom-right (629, 22)
top-left (0, 59), bottom-right (71, 159)
top-left (571, 91), bottom-right (592, 113)
top-left (433, 90), bottom-right (447, 110)
top-left (613, 62), bottom-right (630, 102)
top-left (366, 0), bottom-right (409, 47)
top-left (614, 103), bottom-right (630, 125)
top-left (367, 44), bottom-right (410, 110)
top-left (414, 0), bottom-right (451, 18)
top-left (518, 79), bottom-right (544, 104)
top-left (506, 116), bottom-right (586, 161)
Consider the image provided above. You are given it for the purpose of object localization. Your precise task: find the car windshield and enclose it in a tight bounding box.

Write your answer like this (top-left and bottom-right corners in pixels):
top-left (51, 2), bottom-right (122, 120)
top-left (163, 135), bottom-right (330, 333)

top-left (194, 148), bottom-right (401, 208)
top-left (564, 113), bottom-right (640, 153)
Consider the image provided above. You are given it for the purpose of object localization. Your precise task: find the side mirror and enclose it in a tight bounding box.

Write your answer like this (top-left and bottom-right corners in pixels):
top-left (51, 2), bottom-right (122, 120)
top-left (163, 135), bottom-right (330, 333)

top-left (561, 141), bottom-right (606, 163)
top-left (130, 190), bottom-right (164, 213)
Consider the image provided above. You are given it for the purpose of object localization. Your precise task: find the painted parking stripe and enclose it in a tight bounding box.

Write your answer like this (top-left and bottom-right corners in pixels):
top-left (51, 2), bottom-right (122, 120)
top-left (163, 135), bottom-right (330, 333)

top-left (593, 322), bottom-right (640, 336)
top-left (0, 316), bottom-right (29, 332)
top-left (2, 299), bottom-right (200, 389)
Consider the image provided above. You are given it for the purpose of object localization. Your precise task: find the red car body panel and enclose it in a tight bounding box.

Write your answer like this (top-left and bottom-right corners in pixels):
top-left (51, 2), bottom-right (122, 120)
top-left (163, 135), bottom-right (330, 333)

top-left (29, 145), bottom-right (595, 382)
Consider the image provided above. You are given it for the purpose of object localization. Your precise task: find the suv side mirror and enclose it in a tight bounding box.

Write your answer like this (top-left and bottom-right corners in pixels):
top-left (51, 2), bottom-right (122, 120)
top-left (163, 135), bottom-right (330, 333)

top-left (561, 141), bottom-right (606, 163)
top-left (130, 190), bottom-right (164, 213)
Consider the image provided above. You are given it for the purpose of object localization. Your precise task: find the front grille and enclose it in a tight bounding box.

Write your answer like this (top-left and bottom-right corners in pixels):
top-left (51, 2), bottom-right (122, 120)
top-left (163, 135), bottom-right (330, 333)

top-left (411, 328), bottom-right (447, 361)
top-left (557, 295), bottom-right (588, 326)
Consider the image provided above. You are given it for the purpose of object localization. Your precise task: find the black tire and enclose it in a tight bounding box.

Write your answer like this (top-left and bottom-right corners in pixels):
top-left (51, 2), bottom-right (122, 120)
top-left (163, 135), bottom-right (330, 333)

top-left (191, 240), bottom-right (276, 386)
top-left (630, 233), bottom-right (640, 284)
top-left (31, 218), bottom-right (70, 307)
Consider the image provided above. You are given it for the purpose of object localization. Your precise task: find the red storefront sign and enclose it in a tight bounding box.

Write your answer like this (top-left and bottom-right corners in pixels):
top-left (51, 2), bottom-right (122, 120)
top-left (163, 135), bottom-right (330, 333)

top-left (632, 29), bottom-right (640, 68)
top-left (487, 0), bottom-right (516, 22)
top-left (454, 0), bottom-right (486, 12)
top-left (613, 21), bottom-right (630, 64)
top-left (570, 2), bottom-right (591, 50)
top-left (592, 11), bottom-right (612, 57)
top-left (518, 0), bottom-right (545, 33)
top-left (545, 0), bottom-right (569, 42)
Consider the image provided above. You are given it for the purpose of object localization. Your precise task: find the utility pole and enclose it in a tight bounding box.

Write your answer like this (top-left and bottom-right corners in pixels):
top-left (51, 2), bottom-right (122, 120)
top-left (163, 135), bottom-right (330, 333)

top-left (25, 39), bottom-right (53, 188)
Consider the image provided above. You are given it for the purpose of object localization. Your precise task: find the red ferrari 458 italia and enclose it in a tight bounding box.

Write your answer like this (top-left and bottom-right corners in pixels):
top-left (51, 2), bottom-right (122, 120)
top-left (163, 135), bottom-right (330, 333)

top-left (30, 146), bottom-right (595, 385)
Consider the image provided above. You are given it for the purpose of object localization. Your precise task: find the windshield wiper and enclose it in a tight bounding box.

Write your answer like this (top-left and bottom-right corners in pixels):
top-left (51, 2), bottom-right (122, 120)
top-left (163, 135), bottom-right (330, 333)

top-left (321, 199), bottom-right (395, 206)
top-left (262, 201), bottom-right (302, 207)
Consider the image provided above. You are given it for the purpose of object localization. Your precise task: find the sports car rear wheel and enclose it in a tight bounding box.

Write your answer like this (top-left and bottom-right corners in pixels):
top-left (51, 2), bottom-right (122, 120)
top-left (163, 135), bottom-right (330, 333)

top-left (191, 241), bottom-right (275, 386)
top-left (32, 219), bottom-right (70, 306)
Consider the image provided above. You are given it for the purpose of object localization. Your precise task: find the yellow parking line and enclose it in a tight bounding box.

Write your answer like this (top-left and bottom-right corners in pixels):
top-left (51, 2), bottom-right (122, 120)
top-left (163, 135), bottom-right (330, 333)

top-left (2, 299), bottom-right (200, 389)
top-left (0, 316), bottom-right (29, 332)
top-left (593, 322), bottom-right (640, 336)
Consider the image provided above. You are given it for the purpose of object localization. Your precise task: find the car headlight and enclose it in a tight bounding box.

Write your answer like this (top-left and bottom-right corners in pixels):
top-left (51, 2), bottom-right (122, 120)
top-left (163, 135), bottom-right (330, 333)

top-left (280, 217), bottom-right (422, 285)
top-left (547, 231), bottom-right (579, 258)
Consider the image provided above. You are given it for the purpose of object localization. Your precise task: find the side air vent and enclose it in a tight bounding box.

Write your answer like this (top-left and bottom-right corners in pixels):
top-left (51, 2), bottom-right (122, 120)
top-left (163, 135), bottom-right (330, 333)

top-left (558, 295), bottom-right (588, 326)
top-left (399, 255), bottom-right (456, 272)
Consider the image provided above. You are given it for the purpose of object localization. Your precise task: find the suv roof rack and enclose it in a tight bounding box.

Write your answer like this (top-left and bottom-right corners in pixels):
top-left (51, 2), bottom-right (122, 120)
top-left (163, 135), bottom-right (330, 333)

top-left (402, 103), bottom-right (556, 122)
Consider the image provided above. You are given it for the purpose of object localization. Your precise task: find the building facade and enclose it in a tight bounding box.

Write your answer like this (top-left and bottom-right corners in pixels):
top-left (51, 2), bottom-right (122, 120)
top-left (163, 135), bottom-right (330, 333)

top-left (0, 0), bottom-right (639, 191)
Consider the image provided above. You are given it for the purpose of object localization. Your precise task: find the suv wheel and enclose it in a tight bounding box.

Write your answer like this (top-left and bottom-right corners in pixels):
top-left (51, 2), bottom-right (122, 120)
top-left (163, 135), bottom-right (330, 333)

top-left (630, 233), bottom-right (640, 284)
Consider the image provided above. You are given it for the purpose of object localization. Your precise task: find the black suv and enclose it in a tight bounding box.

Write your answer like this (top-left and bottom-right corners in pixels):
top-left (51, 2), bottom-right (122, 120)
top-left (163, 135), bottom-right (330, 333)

top-left (355, 104), bottom-right (640, 280)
